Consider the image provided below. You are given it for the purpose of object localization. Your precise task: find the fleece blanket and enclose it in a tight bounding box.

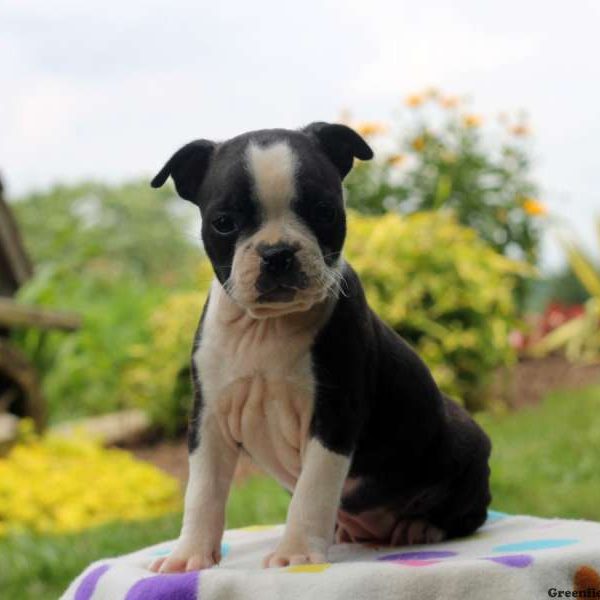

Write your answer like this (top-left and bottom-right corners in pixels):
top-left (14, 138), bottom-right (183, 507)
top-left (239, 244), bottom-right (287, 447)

top-left (61, 512), bottom-right (600, 600)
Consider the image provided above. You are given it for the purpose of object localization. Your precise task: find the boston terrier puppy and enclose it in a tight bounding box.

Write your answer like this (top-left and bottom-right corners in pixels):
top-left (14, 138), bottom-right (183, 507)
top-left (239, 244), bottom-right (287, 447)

top-left (149, 123), bottom-right (491, 572)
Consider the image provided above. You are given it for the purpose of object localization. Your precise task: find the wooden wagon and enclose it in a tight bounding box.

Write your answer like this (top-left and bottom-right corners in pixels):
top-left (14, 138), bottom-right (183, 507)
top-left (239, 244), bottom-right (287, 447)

top-left (0, 176), bottom-right (80, 445)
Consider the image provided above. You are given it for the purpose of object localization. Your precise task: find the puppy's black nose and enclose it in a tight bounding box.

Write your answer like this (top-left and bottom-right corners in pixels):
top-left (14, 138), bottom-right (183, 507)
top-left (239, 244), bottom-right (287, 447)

top-left (259, 244), bottom-right (298, 276)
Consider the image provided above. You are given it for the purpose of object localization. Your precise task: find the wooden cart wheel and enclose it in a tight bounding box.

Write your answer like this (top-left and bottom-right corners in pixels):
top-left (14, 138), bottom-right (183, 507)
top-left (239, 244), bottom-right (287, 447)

top-left (0, 338), bottom-right (46, 432)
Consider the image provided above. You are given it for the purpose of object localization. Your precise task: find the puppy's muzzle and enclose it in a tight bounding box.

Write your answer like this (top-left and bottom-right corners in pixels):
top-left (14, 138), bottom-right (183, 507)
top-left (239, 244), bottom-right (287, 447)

top-left (255, 242), bottom-right (308, 302)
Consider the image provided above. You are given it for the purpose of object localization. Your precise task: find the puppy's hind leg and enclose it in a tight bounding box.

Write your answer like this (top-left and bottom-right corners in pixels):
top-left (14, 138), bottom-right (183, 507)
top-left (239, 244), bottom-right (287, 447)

top-left (389, 518), bottom-right (445, 546)
top-left (335, 504), bottom-right (446, 546)
top-left (429, 400), bottom-right (492, 540)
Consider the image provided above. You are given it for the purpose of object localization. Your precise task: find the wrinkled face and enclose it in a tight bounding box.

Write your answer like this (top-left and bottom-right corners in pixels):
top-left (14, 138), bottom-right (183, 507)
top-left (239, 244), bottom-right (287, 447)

top-left (199, 132), bottom-right (346, 318)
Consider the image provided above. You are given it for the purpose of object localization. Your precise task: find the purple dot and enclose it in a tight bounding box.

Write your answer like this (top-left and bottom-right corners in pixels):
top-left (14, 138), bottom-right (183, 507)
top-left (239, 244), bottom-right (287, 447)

top-left (75, 564), bottom-right (111, 600)
top-left (378, 550), bottom-right (457, 561)
top-left (125, 571), bottom-right (199, 600)
top-left (484, 554), bottom-right (534, 568)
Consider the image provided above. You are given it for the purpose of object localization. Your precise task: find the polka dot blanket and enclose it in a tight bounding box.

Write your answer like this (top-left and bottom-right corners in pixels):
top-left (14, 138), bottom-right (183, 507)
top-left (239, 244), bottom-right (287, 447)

top-left (61, 512), bottom-right (600, 600)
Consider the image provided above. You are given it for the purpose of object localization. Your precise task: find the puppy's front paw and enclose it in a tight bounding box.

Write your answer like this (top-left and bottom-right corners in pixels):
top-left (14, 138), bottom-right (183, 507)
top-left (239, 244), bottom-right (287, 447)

top-left (263, 535), bottom-right (327, 568)
top-left (149, 538), bottom-right (221, 573)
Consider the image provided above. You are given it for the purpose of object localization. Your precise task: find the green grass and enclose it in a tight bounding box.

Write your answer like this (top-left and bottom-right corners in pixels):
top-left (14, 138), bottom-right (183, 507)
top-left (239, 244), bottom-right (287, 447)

top-left (0, 513), bottom-right (182, 598)
top-left (477, 384), bottom-right (600, 521)
top-left (2, 385), bottom-right (599, 598)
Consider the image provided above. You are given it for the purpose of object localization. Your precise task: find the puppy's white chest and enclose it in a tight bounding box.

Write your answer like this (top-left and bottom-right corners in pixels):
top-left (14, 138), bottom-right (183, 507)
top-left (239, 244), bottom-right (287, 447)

top-left (194, 285), bottom-right (321, 488)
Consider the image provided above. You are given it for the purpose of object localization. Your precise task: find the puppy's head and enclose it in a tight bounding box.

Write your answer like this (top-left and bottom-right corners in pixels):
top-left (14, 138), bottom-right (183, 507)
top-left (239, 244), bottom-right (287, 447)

top-left (152, 123), bottom-right (373, 318)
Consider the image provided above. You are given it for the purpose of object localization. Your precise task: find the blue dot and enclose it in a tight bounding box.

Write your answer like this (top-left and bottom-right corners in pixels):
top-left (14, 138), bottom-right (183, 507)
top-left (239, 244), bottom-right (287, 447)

top-left (148, 542), bottom-right (231, 559)
top-left (493, 538), bottom-right (578, 553)
top-left (486, 510), bottom-right (509, 523)
top-left (148, 547), bottom-right (172, 556)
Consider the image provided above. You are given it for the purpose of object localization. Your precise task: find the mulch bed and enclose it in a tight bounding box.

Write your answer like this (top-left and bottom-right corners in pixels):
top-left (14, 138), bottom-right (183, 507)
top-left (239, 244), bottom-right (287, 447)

top-left (496, 356), bottom-right (600, 409)
top-left (131, 356), bottom-right (600, 486)
top-left (131, 442), bottom-right (262, 488)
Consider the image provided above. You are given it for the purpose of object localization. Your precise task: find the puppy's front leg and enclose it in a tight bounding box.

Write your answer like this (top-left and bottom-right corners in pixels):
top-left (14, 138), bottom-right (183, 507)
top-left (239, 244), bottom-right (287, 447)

top-left (150, 412), bottom-right (239, 573)
top-left (264, 438), bottom-right (350, 567)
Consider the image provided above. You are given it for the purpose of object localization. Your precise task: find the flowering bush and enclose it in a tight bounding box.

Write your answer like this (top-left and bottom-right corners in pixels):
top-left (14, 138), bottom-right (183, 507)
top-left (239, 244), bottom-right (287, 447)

top-left (345, 90), bottom-right (544, 266)
top-left (0, 424), bottom-right (180, 536)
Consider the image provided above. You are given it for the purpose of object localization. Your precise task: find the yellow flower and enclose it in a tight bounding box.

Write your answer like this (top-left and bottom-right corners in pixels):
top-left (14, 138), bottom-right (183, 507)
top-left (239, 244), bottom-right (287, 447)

top-left (0, 434), bottom-right (181, 537)
top-left (405, 94), bottom-right (425, 108)
top-left (463, 114), bottom-right (483, 128)
top-left (386, 154), bottom-right (406, 167)
top-left (354, 121), bottom-right (388, 137)
top-left (522, 197), bottom-right (547, 217)
top-left (411, 136), bottom-right (426, 152)
top-left (510, 124), bottom-right (531, 137)
top-left (424, 87), bottom-right (440, 99)
top-left (440, 96), bottom-right (459, 109)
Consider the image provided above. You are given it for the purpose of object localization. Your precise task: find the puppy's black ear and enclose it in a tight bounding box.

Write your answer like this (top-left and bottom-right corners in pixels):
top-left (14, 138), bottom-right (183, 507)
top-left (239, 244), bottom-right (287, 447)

top-left (151, 140), bottom-right (216, 203)
top-left (303, 122), bottom-right (374, 179)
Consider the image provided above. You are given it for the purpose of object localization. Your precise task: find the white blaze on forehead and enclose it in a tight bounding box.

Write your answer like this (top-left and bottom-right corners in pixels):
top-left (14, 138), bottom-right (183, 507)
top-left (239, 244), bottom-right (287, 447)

top-left (246, 141), bottom-right (297, 217)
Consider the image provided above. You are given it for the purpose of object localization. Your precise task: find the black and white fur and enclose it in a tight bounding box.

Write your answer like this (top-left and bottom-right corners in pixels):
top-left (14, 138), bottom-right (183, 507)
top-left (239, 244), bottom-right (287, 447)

top-left (149, 123), bottom-right (491, 572)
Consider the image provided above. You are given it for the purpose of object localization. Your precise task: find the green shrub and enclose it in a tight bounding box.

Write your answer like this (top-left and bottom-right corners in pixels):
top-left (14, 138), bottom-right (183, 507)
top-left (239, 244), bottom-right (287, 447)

top-left (10, 181), bottom-right (201, 423)
top-left (14, 268), bottom-right (166, 422)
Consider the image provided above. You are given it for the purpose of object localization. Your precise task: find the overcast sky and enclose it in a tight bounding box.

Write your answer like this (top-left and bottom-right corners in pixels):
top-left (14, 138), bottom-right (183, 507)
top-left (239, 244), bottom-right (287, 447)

top-left (1, 0), bottom-right (599, 267)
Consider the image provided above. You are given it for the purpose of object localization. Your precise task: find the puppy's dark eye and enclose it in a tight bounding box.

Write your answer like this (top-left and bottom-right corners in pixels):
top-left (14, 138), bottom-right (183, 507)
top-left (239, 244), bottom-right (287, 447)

top-left (312, 202), bottom-right (337, 225)
top-left (212, 215), bottom-right (237, 235)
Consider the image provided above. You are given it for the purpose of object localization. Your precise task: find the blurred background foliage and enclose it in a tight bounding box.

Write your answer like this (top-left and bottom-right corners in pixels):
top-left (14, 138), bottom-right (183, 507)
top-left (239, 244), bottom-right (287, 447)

top-left (12, 181), bottom-right (199, 281)
top-left (123, 289), bottom-right (208, 435)
top-left (10, 181), bottom-right (199, 422)
top-left (8, 92), bottom-right (548, 430)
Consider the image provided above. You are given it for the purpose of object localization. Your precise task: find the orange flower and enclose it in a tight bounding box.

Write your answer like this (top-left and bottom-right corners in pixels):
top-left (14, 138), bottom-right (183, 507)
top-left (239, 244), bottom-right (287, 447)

top-left (405, 94), bottom-right (425, 108)
top-left (440, 95), bottom-right (459, 109)
top-left (354, 121), bottom-right (388, 137)
top-left (386, 154), bottom-right (406, 167)
top-left (510, 124), bottom-right (531, 137)
top-left (463, 114), bottom-right (483, 128)
top-left (411, 136), bottom-right (426, 152)
top-left (522, 197), bottom-right (547, 217)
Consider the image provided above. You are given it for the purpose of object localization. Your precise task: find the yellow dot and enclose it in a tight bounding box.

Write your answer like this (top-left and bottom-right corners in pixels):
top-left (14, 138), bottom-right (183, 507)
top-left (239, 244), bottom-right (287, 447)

top-left (287, 563), bottom-right (331, 573)
top-left (239, 525), bottom-right (277, 532)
